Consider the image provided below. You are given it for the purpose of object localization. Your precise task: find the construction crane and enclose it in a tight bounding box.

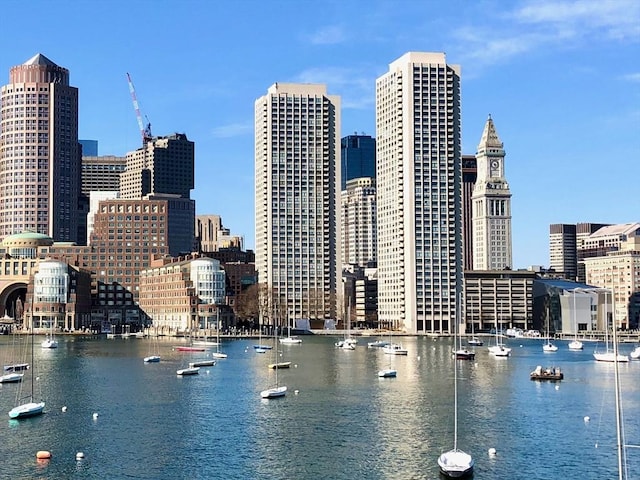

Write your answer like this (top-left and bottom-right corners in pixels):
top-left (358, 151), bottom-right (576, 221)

top-left (126, 72), bottom-right (153, 146)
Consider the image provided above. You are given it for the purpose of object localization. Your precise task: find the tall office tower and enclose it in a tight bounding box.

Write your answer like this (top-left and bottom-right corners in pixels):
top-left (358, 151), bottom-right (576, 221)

top-left (461, 154), bottom-right (477, 271)
top-left (549, 223), bottom-right (577, 279)
top-left (79, 139), bottom-right (98, 156)
top-left (471, 115), bottom-right (512, 270)
top-left (196, 214), bottom-right (243, 252)
top-left (120, 133), bottom-right (194, 199)
top-left (0, 53), bottom-right (81, 242)
top-left (341, 177), bottom-right (376, 267)
top-left (81, 155), bottom-right (126, 194)
top-left (341, 134), bottom-right (375, 190)
top-left (376, 52), bottom-right (462, 334)
top-left (255, 83), bottom-right (341, 324)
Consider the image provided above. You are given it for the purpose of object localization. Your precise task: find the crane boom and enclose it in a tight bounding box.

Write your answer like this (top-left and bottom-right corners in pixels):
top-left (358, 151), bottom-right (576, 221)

top-left (126, 72), bottom-right (152, 145)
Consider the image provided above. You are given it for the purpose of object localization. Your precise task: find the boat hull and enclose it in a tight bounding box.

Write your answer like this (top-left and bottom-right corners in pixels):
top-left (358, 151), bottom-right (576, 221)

top-left (0, 372), bottom-right (24, 383)
top-left (437, 450), bottom-right (474, 478)
top-left (454, 349), bottom-right (475, 360)
top-left (268, 362), bottom-right (291, 369)
top-left (594, 352), bottom-right (629, 363)
top-left (143, 355), bottom-right (161, 363)
top-left (176, 367), bottom-right (200, 376)
top-left (189, 360), bottom-right (216, 367)
top-left (8, 401), bottom-right (45, 419)
top-left (260, 386), bottom-right (287, 399)
top-left (175, 346), bottom-right (206, 352)
top-left (377, 368), bottom-right (397, 378)
top-left (41, 339), bottom-right (58, 349)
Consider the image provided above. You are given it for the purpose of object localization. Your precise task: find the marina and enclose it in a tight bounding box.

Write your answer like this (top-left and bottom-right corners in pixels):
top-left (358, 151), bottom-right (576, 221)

top-left (0, 334), bottom-right (638, 478)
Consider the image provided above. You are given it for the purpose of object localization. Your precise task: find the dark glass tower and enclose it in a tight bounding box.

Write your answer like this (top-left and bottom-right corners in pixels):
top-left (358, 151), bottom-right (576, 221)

top-left (340, 134), bottom-right (375, 190)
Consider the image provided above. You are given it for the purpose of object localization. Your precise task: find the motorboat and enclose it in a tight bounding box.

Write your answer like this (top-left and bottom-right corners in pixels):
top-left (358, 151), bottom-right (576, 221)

top-left (335, 340), bottom-right (355, 350)
top-left (382, 343), bottom-right (408, 355)
top-left (176, 366), bottom-right (200, 376)
top-left (279, 336), bottom-right (302, 345)
top-left (3, 363), bottom-right (29, 372)
top-left (467, 337), bottom-right (483, 346)
top-left (367, 340), bottom-right (390, 348)
top-left (530, 365), bottom-right (563, 381)
top-left (0, 372), bottom-right (24, 383)
top-left (630, 346), bottom-right (640, 360)
top-left (143, 355), bottom-right (161, 363)
top-left (377, 368), bottom-right (397, 378)
top-left (253, 344), bottom-right (272, 350)
top-left (268, 361), bottom-right (291, 369)
top-left (568, 340), bottom-right (584, 351)
top-left (542, 341), bottom-right (558, 352)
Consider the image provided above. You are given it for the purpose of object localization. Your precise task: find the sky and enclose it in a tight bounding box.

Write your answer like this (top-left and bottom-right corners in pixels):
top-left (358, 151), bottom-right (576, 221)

top-left (1, 0), bottom-right (638, 269)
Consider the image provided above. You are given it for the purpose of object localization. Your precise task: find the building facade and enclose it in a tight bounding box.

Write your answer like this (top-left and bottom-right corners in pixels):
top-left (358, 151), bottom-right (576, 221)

top-left (340, 134), bottom-right (375, 190)
top-left (120, 133), bottom-right (194, 200)
top-left (196, 214), bottom-right (243, 252)
top-left (0, 53), bottom-right (81, 243)
top-left (549, 223), bottom-right (578, 279)
top-left (472, 115), bottom-right (512, 270)
top-left (341, 177), bottom-right (376, 267)
top-left (461, 154), bottom-right (477, 271)
top-left (81, 155), bottom-right (126, 194)
top-left (255, 83), bottom-right (341, 325)
top-left (375, 52), bottom-right (462, 334)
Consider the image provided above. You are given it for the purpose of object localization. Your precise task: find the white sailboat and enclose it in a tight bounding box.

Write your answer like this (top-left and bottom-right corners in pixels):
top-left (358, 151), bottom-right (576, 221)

top-left (261, 318), bottom-right (287, 399)
top-left (212, 310), bottom-right (228, 359)
top-left (9, 303), bottom-right (45, 419)
top-left (542, 311), bottom-right (558, 352)
top-left (143, 329), bottom-right (161, 363)
top-left (336, 297), bottom-right (357, 350)
top-left (611, 307), bottom-right (629, 480)
top-left (568, 291), bottom-right (584, 350)
top-left (41, 316), bottom-right (58, 349)
top-left (0, 323), bottom-right (24, 384)
top-left (594, 290), bottom-right (629, 363)
top-left (453, 294), bottom-right (475, 360)
top-left (488, 302), bottom-right (511, 357)
top-left (438, 317), bottom-right (474, 478)
top-left (279, 316), bottom-right (302, 344)
top-left (253, 320), bottom-right (271, 352)
top-left (467, 295), bottom-right (483, 346)
top-left (377, 327), bottom-right (397, 378)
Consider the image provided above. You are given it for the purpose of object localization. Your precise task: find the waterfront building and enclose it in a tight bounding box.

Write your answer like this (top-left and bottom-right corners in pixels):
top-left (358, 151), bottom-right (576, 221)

top-left (472, 115), bottom-right (512, 270)
top-left (139, 254), bottom-right (226, 333)
top-left (120, 133), bottom-right (194, 200)
top-left (87, 191), bottom-right (120, 245)
top-left (255, 83), bottom-right (341, 326)
top-left (341, 134), bottom-right (375, 190)
top-left (464, 270), bottom-right (535, 333)
top-left (0, 232), bottom-right (91, 330)
top-left (375, 52), bottom-right (462, 334)
top-left (461, 154), bottom-right (477, 271)
top-left (549, 223), bottom-right (578, 280)
top-left (196, 214), bottom-right (243, 252)
top-left (341, 177), bottom-right (376, 268)
top-left (582, 230), bottom-right (640, 330)
top-left (81, 155), bottom-right (126, 194)
top-left (0, 53), bottom-right (82, 243)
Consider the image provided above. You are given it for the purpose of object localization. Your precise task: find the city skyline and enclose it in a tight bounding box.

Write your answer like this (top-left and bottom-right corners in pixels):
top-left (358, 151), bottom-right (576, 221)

top-left (1, 0), bottom-right (638, 269)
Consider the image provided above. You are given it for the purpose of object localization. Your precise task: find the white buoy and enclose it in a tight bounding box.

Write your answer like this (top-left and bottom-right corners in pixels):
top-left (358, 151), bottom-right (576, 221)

top-left (520, 345), bottom-right (523, 347)
top-left (76, 452), bottom-right (84, 460)
top-left (555, 385), bottom-right (560, 390)
top-left (92, 412), bottom-right (99, 420)
top-left (294, 390), bottom-right (299, 395)
top-left (488, 447), bottom-right (497, 456)
top-left (584, 416), bottom-right (590, 423)
top-left (417, 356), bottom-right (420, 360)
top-left (61, 406), bottom-right (67, 412)
top-left (294, 364), bottom-right (298, 368)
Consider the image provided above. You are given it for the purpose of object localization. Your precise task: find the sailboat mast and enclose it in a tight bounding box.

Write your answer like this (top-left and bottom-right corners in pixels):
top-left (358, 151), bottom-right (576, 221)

top-left (611, 288), bottom-right (625, 479)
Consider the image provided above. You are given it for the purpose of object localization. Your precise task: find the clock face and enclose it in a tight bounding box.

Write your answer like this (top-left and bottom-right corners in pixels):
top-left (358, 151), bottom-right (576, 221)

top-left (491, 161), bottom-right (499, 169)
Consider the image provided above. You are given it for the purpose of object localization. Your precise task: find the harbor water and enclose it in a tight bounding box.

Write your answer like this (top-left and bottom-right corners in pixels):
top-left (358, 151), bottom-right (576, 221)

top-left (0, 334), bottom-right (638, 479)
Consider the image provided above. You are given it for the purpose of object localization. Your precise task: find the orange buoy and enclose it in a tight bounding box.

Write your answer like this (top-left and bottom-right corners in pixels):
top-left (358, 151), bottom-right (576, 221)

top-left (36, 451), bottom-right (51, 460)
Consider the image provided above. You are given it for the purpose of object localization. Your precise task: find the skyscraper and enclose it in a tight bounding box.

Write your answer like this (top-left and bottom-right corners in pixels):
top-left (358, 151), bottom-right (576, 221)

top-left (376, 52), bottom-right (462, 334)
top-left (472, 115), bottom-right (512, 270)
top-left (340, 134), bottom-right (375, 190)
top-left (0, 53), bottom-right (81, 242)
top-left (341, 177), bottom-right (376, 267)
top-left (255, 83), bottom-right (341, 324)
top-left (549, 223), bottom-right (577, 279)
top-left (120, 133), bottom-right (194, 200)
top-left (461, 154), bottom-right (477, 271)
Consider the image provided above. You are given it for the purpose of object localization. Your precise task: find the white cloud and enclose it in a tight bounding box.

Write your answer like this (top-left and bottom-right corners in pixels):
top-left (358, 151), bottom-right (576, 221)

top-left (210, 122), bottom-right (253, 138)
top-left (306, 25), bottom-right (347, 45)
top-left (621, 72), bottom-right (640, 82)
top-left (294, 66), bottom-right (375, 110)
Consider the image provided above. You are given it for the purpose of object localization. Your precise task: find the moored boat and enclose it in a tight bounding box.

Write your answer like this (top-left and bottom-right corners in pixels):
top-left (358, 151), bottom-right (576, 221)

top-left (530, 365), bottom-right (563, 381)
top-left (176, 366), bottom-right (200, 376)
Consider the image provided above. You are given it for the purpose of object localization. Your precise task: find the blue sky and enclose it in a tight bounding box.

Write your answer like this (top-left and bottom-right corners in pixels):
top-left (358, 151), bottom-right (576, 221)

top-left (1, 0), bottom-right (638, 269)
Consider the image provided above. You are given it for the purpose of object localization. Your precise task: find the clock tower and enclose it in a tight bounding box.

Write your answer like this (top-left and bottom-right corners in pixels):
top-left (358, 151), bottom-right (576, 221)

top-left (471, 115), bottom-right (512, 270)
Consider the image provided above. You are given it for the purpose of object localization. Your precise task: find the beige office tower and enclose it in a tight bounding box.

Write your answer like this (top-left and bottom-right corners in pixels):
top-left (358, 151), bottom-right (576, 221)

top-left (341, 177), bottom-right (376, 267)
top-left (472, 115), bottom-right (512, 270)
top-left (0, 53), bottom-right (81, 242)
top-left (255, 83), bottom-right (341, 325)
top-left (376, 52), bottom-right (463, 334)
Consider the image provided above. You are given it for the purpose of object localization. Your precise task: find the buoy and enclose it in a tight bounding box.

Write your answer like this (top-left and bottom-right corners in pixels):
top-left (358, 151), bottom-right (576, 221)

top-left (61, 406), bottom-right (67, 412)
top-left (36, 451), bottom-right (51, 460)
top-left (488, 448), bottom-right (497, 456)
top-left (294, 390), bottom-right (299, 395)
top-left (584, 416), bottom-right (590, 422)
top-left (417, 356), bottom-right (420, 360)
top-left (76, 452), bottom-right (85, 460)
top-left (92, 412), bottom-right (99, 420)
top-left (294, 364), bottom-right (298, 368)
top-left (555, 385), bottom-right (560, 390)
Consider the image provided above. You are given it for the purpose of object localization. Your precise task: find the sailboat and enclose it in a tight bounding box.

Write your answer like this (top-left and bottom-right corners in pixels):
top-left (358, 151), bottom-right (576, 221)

top-left (212, 310), bottom-right (228, 359)
top-left (143, 329), bottom-right (161, 363)
top-left (253, 319), bottom-right (272, 352)
top-left (453, 294), bottom-right (475, 360)
top-left (594, 289), bottom-right (628, 363)
top-left (568, 291), bottom-right (584, 350)
top-left (438, 321), bottom-right (474, 478)
top-left (1, 322), bottom-right (25, 384)
top-left (488, 302), bottom-right (511, 357)
top-left (261, 320), bottom-right (287, 399)
top-left (467, 295), bottom-right (483, 346)
top-left (377, 325), bottom-right (398, 378)
top-left (279, 315), bottom-right (302, 344)
top-left (8, 300), bottom-right (45, 419)
top-left (336, 297), bottom-right (357, 350)
top-left (611, 311), bottom-right (629, 480)
top-left (542, 308), bottom-right (558, 352)
top-left (40, 316), bottom-right (58, 349)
